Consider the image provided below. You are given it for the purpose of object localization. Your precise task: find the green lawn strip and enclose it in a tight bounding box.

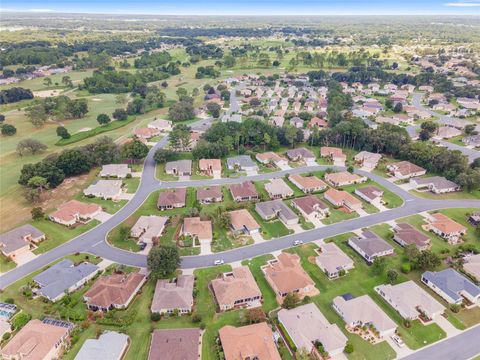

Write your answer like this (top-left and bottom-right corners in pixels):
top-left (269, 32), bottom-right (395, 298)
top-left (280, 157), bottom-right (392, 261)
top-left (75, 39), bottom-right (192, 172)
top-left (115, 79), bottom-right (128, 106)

top-left (282, 176), bottom-right (305, 197)
top-left (56, 116), bottom-right (137, 146)
top-left (253, 180), bottom-right (271, 201)
top-left (74, 193), bottom-right (127, 214)
top-left (321, 206), bottom-right (359, 225)
top-left (410, 189), bottom-right (480, 200)
top-left (123, 177), bottom-right (140, 193)
top-left (0, 254), bottom-right (17, 273)
top-left (250, 210), bottom-right (291, 240)
top-left (242, 255), bottom-right (278, 313)
top-left (190, 161), bottom-right (212, 180)
top-left (155, 163), bottom-right (178, 181)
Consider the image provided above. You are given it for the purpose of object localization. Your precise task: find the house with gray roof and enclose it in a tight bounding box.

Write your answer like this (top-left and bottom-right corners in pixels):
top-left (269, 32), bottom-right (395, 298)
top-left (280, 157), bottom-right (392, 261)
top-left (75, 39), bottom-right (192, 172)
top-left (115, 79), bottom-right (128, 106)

top-left (410, 176), bottom-right (460, 194)
top-left (151, 275), bottom-right (194, 315)
top-left (165, 160), bottom-right (192, 176)
top-left (421, 268), bottom-right (480, 306)
top-left (0, 224), bottom-right (44, 260)
top-left (255, 200), bottom-right (299, 226)
top-left (348, 231), bottom-right (394, 263)
top-left (285, 148), bottom-right (315, 162)
top-left (100, 164), bottom-right (131, 178)
top-left (130, 215), bottom-right (168, 244)
top-left (289, 117), bottom-right (304, 128)
top-left (75, 331), bottom-right (129, 360)
top-left (148, 328), bottom-right (200, 360)
top-left (83, 180), bottom-right (123, 200)
top-left (33, 259), bottom-right (100, 302)
top-left (226, 155), bottom-right (258, 172)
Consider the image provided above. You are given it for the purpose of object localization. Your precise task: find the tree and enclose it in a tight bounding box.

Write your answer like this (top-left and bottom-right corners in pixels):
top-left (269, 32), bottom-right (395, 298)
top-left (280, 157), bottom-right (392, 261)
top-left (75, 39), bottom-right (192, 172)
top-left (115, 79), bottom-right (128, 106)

top-left (415, 250), bottom-right (441, 270)
top-left (245, 308), bottom-right (266, 324)
top-left (176, 87), bottom-right (188, 101)
top-left (168, 99), bottom-right (195, 122)
top-left (465, 124), bottom-right (477, 136)
top-left (154, 149), bottom-right (175, 163)
top-left (43, 77), bottom-right (52, 87)
top-left (121, 138), bottom-right (149, 162)
top-left (61, 75), bottom-right (73, 88)
top-left (27, 176), bottom-right (48, 193)
top-left (371, 257), bottom-right (386, 276)
top-left (16, 139), bottom-right (47, 156)
top-left (0, 114), bottom-right (5, 122)
top-left (1, 124), bottom-right (16, 136)
top-left (25, 188), bottom-right (40, 203)
top-left (112, 108), bottom-right (128, 121)
top-left (206, 102), bottom-right (221, 118)
top-left (56, 126), bottom-right (70, 139)
top-left (169, 124), bottom-right (191, 151)
top-left (393, 102), bottom-right (403, 113)
top-left (56, 149), bottom-right (92, 176)
top-left (147, 246), bottom-right (180, 279)
top-left (419, 121), bottom-right (438, 141)
top-left (282, 292), bottom-right (300, 309)
top-left (97, 113), bottom-right (111, 126)
top-left (345, 342), bottom-right (354, 354)
top-left (387, 269), bottom-right (398, 284)
top-left (31, 207), bottom-right (44, 220)
top-left (25, 104), bottom-right (48, 128)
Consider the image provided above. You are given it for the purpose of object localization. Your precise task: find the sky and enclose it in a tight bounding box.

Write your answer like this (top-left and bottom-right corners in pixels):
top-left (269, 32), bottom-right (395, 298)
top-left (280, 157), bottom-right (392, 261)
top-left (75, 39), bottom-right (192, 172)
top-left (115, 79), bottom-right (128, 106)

top-left (1, 0), bottom-right (480, 15)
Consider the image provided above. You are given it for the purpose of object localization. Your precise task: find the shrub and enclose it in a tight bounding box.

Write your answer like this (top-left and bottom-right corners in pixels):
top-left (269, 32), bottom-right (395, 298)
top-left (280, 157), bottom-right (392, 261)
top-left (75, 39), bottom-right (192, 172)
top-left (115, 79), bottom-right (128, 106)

top-left (450, 304), bottom-right (461, 313)
top-left (344, 342), bottom-right (354, 354)
top-left (191, 313), bottom-right (202, 323)
top-left (11, 312), bottom-right (31, 330)
top-left (2, 332), bottom-right (11, 341)
top-left (401, 263), bottom-right (411, 274)
top-left (151, 312), bottom-right (161, 321)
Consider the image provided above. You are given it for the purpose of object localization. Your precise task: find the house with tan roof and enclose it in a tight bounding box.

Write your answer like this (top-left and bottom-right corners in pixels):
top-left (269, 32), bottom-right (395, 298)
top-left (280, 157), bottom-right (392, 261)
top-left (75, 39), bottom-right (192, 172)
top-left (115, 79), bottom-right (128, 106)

top-left (165, 160), bottom-right (192, 176)
top-left (0, 224), bottom-right (44, 262)
top-left (83, 180), bottom-right (123, 200)
top-left (131, 215), bottom-right (168, 244)
top-left (229, 181), bottom-right (259, 202)
top-left (148, 119), bottom-right (172, 132)
top-left (387, 161), bottom-right (426, 180)
top-left (463, 254), bottom-right (480, 283)
top-left (320, 147), bottom-right (347, 165)
top-left (134, 127), bottom-right (160, 139)
top-left (181, 217), bottom-right (212, 245)
top-left (264, 178), bottom-right (294, 199)
top-left (74, 331), bottom-right (129, 360)
top-left (324, 188), bottom-right (362, 213)
top-left (0, 319), bottom-right (71, 360)
top-left (100, 164), bottom-right (132, 178)
top-left (354, 186), bottom-right (384, 204)
top-left (226, 155), bottom-right (258, 172)
top-left (278, 303), bottom-right (348, 356)
top-left (410, 176), bottom-right (460, 194)
top-left (84, 272), bottom-right (146, 312)
top-left (393, 223), bottom-right (430, 251)
top-left (315, 243), bottom-right (354, 279)
top-left (229, 209), bottom-right (261, 236)
top-left (148, 329), bottom-right (200, 360)
top-left (308, 117), bottom-right (328, 129)
top-left (375, 281), bottom-right (445, 321)
top-left (348, 230), bottom-right (394, 263)
top-left (333, 294), bottom-right (397, 338)
top-left (157, 188), bottom-right (187, 211)
top-left (50, 200), bottom-right (102, 226)
top-left (324, 172), bottom-right (367, 187)
top-left (291, 195), bottom-right (329, 222)
top-left (256, 152), bottom-right (288, 168)
top-left (426, 213), bottom-right (467, 244)
top-left (198, 159), bottom-right (222, 177)
top-left (196, 186), bottom-right (223, 204)
top-left (151, 275), bottom-right (194, 314)
top-left (289, 174), bottom-right (327, 193)
top-left (261, 252), bottom-right (319, 304)
top-left (219, 323), bottom-right (281, 360)
top-left (211, 266), bottom-right (262, 311)
top-left (286, 148), bottom-right (315, 163)
top-left (354, 151), bottom-right (382, 170)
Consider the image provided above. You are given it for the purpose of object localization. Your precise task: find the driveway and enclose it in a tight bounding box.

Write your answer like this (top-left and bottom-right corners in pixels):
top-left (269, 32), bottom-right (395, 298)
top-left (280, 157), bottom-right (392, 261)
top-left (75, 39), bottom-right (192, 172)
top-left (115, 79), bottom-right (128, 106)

top-left (372, 199), bottom-right (388, 212)
top-left (93, 211), bottom-right (112, 222)
top-left (246, 170), bottom-right (258, 176)
top-left (433, 315), bottom-right (462, 337)
top-left (118, 193), bottom-right (134, 200)
top-left (356, 208), bottom-right (369, 217)
top-left (14, 251), bottom-right (37, 265)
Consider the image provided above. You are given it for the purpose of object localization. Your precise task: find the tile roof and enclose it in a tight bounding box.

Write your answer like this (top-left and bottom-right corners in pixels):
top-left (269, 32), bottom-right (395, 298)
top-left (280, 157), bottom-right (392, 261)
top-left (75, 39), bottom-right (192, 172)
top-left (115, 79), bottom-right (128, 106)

top-left (430, 213), bottom-right (466, 234)
top-left (50, 200), bottom-right (101, 223)
top-left (289, 174), bottom-right (326, 190)
top-left (157, 188), bottom-right (187, 208)
top-left (151, 275), bottom-right (194, 312)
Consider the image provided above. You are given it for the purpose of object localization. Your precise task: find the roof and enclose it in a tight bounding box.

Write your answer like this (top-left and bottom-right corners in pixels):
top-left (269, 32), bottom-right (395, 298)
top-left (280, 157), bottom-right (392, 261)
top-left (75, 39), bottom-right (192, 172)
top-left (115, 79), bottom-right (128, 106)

top-left (263, 253), bottom-right (315, 294)
top-left (230, 181), bottom-right (258, 199)
top-left (0, 224), bottom-right (44, 254)
top-left (349, 231), bottom-right (393, 258)
top-left (211, 266), bottom-right (262, 307)
top-left (278, 303), bottom-right (347, 354)
top-left (149, 119), bottom-right (172, 129)
top-left (198, 159), bottom-right (221, 172)
top-left (394, 223), bottom-right (430, 248)
top-left (84, 180), bottom-right (122, 197)
top-left (423, 269), bottom-right (480, 302)
top-left (219, 323), bottom-right (281, 360)
top-left (463, 254), bottom-right (480, 282)
top-left (256, 200), bottom-right (298, 222)
top-left (289, 174), bottom-right (326, 190)
top-left (51, 200), bottom-right (101, 223)
top-left (286, 147), bottom-right (315, 160)
top-left (325, 171), bottom-right (363, 185)
top-left (183, 217), bottom-right (212, 241)
top-left (389, 161), bottom-right (426, 176)
top-left (226, 155), bottom-right (257, 169)
top-left (291, 195), bottom-right (328, 215)
top-left (165, 160), bottom-right (192, 174)
top-left (100, 164), bottom-right (131, 177)
top-left (355, 186), bottom-right (384, 201)
top-left (320, 147), bottom-right (346, 159)
top-left (333, 295), bottom-right (397, 333)
top-left (411, 176), bottom-right (459, 191)
top-left (130, 215), bottom-right (168, 240)
top-left (316, 243), bottom-right (354, 275)
top-left (75, 331), bottom-right (129, 360)
top-left (325, 188), bottom-right (362, 207)
top-left (376, 281), bottom-right (445, 319)
top-left (0, 319), bottom-right (69, 360)
top-left (197, 186), bottom-right (222, 201)
top-left (148, 328), bottom-right (200, 360)
top-left (309, 117), bottom-right (328, 128)
top-left (157, 188), bottom-right (187, 207)
top-left (256, 152), bottom-right (285, 163)
top-left (229, 209), bottom-right (260, 232)
top-left (264, 178), bottom-right (293, 197)
top-left (33, 259), bottom-right (99, 300)
top-left (430, 213), bottom-right (466, 234)
top-left (84, 272), bottom-right (146, 308)
top-left (151, 275), bottom-right (194, 312)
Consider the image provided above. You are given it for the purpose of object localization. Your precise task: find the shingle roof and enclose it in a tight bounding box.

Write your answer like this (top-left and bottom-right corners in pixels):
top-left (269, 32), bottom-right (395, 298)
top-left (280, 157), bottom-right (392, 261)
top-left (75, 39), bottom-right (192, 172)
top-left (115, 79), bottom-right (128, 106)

top-left (75, 331), bottom-right (129, 360)
top-left (349, 231), bottom-right (393, 258)
top-left (0, 224), bottom-right (44, 254)
top-left (151, 275), bottom-right (194, 312)
top-left (422, 269), bottom-right (480, 303)
top-left (148, 329), bottom-right (200, 360)
top-left (157, 188), bottom-right (187, 208)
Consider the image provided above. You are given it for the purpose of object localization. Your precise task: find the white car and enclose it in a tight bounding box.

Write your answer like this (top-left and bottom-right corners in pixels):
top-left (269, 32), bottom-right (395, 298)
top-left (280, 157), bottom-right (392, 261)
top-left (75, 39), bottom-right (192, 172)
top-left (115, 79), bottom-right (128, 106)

top-left (214, 260), bottom-right (224, 265)
top-left (293, 240), bottom-right (303, 246)
top-left (391, 335), bottom-right (405, 348)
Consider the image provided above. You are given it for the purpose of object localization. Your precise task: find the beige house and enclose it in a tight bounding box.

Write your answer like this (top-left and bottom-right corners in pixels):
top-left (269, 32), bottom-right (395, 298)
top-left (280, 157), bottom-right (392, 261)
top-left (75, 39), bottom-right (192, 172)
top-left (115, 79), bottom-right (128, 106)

top-left (289, 174), bottom-right (327, 193)
top-left (354, 151), bottom-right (382, 170)
top-left (320, 147), bottom-right (347, 165)
top-left (148, 119), bottom-right (172, 132)
top-left (0, 224), bottom-right (45, 262)
top-left (315, 243), bottom-right (354, 279)
top-left (100, 164), bottom-right (132, 178)
top-left (181, 217), bottom-right (212, 245)
top-left (255, 152), bottom-right (288, 168)
top-left (229, 209), bottom-right (261, 236)
top-left (324, 172), bottom-right (367, 187)
top-left (198, 159), bottom-right (222, 177)
top-left (463, 254), bottom-right (480, 283)
top-left (50, 200), bottom-right (102, 226)
top-left (426, 213), bottom-right (467, 244)
top-left (387, 161), bottom-right (426, 180)
top-left (291, 195), bottom-right (329, 222)
top-left (148, 329), bottom-right (200, 360)
top-left (151, 275), bottom-right (194, 314)
top-left (324, 188), bottom-right (362, 212)
top-left (264, 178), bottom-right (294, 199)
top-left (83, 180), bottom-right (123, 200)
top-left (130, 215), bottom-right (168, 244)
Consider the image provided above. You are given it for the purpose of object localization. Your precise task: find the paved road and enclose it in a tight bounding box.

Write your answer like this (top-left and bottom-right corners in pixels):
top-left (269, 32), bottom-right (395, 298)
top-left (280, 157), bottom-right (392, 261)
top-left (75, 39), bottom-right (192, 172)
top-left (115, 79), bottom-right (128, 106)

top-left (401, 324), bottom-right (480, 360)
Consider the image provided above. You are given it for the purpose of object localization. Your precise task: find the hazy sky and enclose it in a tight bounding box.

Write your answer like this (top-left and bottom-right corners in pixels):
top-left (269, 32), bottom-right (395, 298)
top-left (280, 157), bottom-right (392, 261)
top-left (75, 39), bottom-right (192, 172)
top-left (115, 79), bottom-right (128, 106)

top-left (1, 0), bottom-right (480, 15)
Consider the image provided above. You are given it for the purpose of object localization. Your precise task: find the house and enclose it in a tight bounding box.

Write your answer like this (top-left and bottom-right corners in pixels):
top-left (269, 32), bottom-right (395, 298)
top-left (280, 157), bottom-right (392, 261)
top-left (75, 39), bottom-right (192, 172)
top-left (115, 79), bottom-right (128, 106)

top-left (157, 188), bottom-right (187, 210)
top-left (427, 213), bottom-right (467, 244)
top-left (261, 252), bottom-right (319, 304)
top-left (198, 159), bottom-right (222, 177)
top-left (165, 160), bottom-right (192, 176)
top-left (463, 254), bottom-right (480, 283)
top-left (255, 152), bottom-right (288, 168)
top-left (375, 281), bottom-right (445, 321)
top-left (211, 266), bottom-right (262, 311)
top-left (0, 319), bottom-right (71, 360)
top-left (291, 195), bottom-right (330, 221)
top-left (130, 215), bottom-right (168, 244)
top-left (288, 174), bottom-right (327, 193)
top-left (315, 243), bottom-right (354, 279)
top-left (320, 147), bottom-right (347, 165)
top-left (308, 117), bottom-right (328, 128)
top-left (354, 151), bottom-right (382, 170)
top-left (324, 188), bottom-right (362, 212)
top-left (229, 209), bottom-right (261, 235)
top-left (393, 223), bottom-right (431, 251)
top-left (264, 178), bottom-right (294, 199)
top-left (226, 155), bottom-right (258, 172)
top-left (100, 164), bottom-right (131, 178)
top-left (324, 172), bottom-right (367, 187)
top-left (286, 148), bottom-right (315, 162)
top-left (469, 212), bottom-right (480, 227)
top-left (219, 323), bottom-right (281, 360)
top-left (0, 224), bottom-right (45, 261)
top-left (197, 186), bottom-right (223, 204)
top-left (290, 117), bottom-right (304, 128)
top-left (134, 127), bottom-right (160, 139)
top-left (181, 217), bottom-right (212, 245)
top-left (33, 259), bottom-right (99, 302)
top-left (148, 329), bottom-right (200, 360)
top-left (50, 200), bottom-right (102, 226)
top-left (222, 114), bottom-right (242, 123)
top-left (332, 295), bottom-right (397, 338)
top-left (84, 271), bottom-right (147, 311)
top-left (151, 275), bottom-right (194, 314)
top-left (354, 186), bottom-right (384, 204)
top-left (278, 303), bottom-right (348, 356)
top-left (348, 231), bottom-right (394, 263)
top-left (436, 126), bottom-right (462, 139)
top-left (83, 180), bottom-right (123, 200)
top-left (75, 331), bottom-right (129, 360)
top-left (148, 119), bottom-right (172, 132)
top-left (255, 200), bottom-right (299, 226)
top-left (387, 161), bottom-right (426, 180)
top-left (229, 181), bottom-right (259, 202)
top-left (421, 269), bottom-right (480, 306)
top-left (463, 135), bottom-right (480, 148)
top-left (410, 176), bottom-right (460, 194)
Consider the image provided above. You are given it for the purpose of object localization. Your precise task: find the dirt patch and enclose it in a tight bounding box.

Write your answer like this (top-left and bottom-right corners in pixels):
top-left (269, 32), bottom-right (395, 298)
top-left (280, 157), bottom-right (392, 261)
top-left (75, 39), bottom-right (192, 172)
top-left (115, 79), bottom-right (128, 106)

top-left (33, 90), bottom-right (62, 98)
top-left (91, 98), bottom-right (103, 102)
top-left (308, 256), bottom-right (317, 264)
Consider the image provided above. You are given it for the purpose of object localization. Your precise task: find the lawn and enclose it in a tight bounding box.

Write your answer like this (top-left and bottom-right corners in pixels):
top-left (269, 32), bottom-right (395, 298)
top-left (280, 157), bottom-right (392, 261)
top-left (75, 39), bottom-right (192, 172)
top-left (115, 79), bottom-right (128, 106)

top-left (410, 189), bottom-right (480, 200)
top-left (123, 177), bottom-right (140, 193)
top-left (0, 254), bottom-right (17, 273)
top-left (321, 207), bottom-right (359, 225)
top-left (74, 193), bottom-right (127, 214)
top-left (251, 210), bottom-right (292, 240)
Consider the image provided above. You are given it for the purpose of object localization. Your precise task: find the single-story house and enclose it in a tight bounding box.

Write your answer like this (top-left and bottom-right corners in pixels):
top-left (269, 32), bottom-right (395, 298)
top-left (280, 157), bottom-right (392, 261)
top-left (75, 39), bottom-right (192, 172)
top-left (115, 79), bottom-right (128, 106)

top-left (308, 117), bottom-right (328, 128)
top-left (320, 147), bottom-right (347, 164)
top-left (229, 209), bottom-right (261, 235)
top-left (286, 148), bottom-right (315, 162)
top-left (315, 242), bottom-right (354, 279)
top-left (387, 161), bottom-right (426, 180)
top-left (255, 200), bottom-right (299, 226)
top-left (100, 164), bottom-right (131, 178)
top-left (354, 186), bottom-right (384, 204)
top-left (75, 331), bottom-right (129, 360)
top-left (130, 215), bottom-right (168, 244)
top-left (165, 160), bottom-right (192, 176)
top-left (226, 155), bottom-right (258, 172)
top-left (288, 174), bottom-right (327, 193)
top-left (157, 188), bottom-right (187, 210)
top-left (410, 176), bottom-right (460, 194)
top-left (324, 188), bottom-right (362, 213)
top-left (324, 172), bottom-right (367, 187)
top-left (393, 223), bottom-right (431, 251)
top-left (151, 275), bottom-right (194, 314)
top-left (181, 217), bottom-right (212, 245)
top-left (264, 178), bottom-right (294, 199)
top-left (198, 159), bottom-right (222, 177)
top-left (348, 230), bottom-right (394, 263)
top-left (354, 151), bottom-right (382, 169)
top-left (291, 195), bottom-right (329, 222)
top-left (50, 200), bottom-right (102, 226)
top-left (255, 152), bottom-right (288, 168)
top-left (290, 117), bottom-right (304, 128)
top-left (148, 119), bottom-right (172, 132)
top-left (197, 186), bottom-right (223, 204)
top-left (230, 181), bottom-right (259, 202)
top-left (0, 224), bottom-right (45, 261)
top-left (426, 213), bottom-right (467, 244)
top-left (463, 254), bottom-right (480, 283)
top-left (83, 180), bottom-right (123, 200)
top-left (134, 127), bottom-right (160, 139)
top-left (148, 329), bottom-right (200, 360)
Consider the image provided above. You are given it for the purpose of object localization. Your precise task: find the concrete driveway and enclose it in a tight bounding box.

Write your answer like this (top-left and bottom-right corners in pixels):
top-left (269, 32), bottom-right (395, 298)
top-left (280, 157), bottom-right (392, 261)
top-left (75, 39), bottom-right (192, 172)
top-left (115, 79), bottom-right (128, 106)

top-left (93, 211), bottom-right (112, 222)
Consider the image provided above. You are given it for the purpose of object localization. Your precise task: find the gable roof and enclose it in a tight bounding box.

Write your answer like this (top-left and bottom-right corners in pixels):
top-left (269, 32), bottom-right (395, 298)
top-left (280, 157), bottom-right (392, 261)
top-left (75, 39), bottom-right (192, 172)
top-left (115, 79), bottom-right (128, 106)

top-left (291, 195), bottom-right (328, 215)
top-left (51, 200), bottom-right (101, 223)
top-left (422, 269), bottom-right (480, 302)
top-left (255, 200), bottom-right (298, 222)
top-left (165, 160), bottom-right (192, 174)
top-left (316, 243), bottom-right (354, 275)
top-left (394, 223), bottom-right (430, 248)
top-left (325, 171), bottom-right (363, 185)
top-left (151, 275), bottom-right (194, 312)
top-left (211, 266), bottom-right (262, 307)
top-left (286, 147), bottom-right (315, 160)
top-left (429, 213), bottom-right (466, 234)
top-left (463, 254), bottom-right (480, 282)
top-left (355, 186), bottom-right (384, 201)
top-left (289, 174), bottom-right (326, 190)
top-left (389, 161), bottom-right (426, 176)
top-left (349, 231), bottom-right (393, 257)
top-left (229, 209), bottom-right (260, 232)
top-left (157, 188), bottom-right (187, 207)
top-left (198, 159), bottom-right (221, 172)
top-left (411, 176), bottom-right (459, 191)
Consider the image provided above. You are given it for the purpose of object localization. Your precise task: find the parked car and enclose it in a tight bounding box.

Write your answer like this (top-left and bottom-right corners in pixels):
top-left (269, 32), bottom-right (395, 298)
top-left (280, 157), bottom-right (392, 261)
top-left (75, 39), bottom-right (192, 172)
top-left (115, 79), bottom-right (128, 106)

top-left (391, 335), bottom-right (405, 348)
top-left (214, 260), bottom-right (225, 265)
top-left (293, 240), bottom-right (303, 246)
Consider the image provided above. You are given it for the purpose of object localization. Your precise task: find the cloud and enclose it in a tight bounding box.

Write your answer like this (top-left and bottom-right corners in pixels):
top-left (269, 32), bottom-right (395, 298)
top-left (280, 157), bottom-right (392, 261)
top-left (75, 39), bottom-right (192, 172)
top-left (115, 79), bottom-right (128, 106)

top-left (444, 1), bottom-right (480, 6)
top-left (28, 8), bottom-right (57, 12)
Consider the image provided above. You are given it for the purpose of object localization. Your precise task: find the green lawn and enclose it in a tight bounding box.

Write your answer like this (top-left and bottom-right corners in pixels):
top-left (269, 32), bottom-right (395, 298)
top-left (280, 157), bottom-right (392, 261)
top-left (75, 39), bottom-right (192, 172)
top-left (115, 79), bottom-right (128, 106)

top-left (242, 255), bottom-right (278, 313)
top-left (74, 193), bottom-right (127, 214)
top-left (123, 177), bottom-right (140, 193)
top-left (410, 189), bottom-right (480, 200)
top-left (321, 207), bottom-right (359, 225)
top-left (0, 254), bottom-right (17, 273)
